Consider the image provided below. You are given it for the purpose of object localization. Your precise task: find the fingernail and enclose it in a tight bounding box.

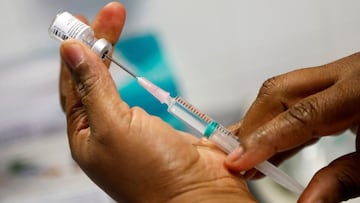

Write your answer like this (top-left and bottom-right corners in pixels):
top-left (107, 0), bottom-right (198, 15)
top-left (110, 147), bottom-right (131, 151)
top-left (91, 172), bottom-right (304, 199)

top-left (62, 43), bottom-right (84, 69)
top-left (104, 1), bottom-right (116, 8)
top-left (227, 146), bottom-right (244, 163)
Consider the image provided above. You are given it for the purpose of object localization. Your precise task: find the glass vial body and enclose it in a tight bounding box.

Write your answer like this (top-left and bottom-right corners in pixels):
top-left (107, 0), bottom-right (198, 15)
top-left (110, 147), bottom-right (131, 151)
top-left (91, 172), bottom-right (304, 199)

top-left (48, 11), bottom-right (112, 60)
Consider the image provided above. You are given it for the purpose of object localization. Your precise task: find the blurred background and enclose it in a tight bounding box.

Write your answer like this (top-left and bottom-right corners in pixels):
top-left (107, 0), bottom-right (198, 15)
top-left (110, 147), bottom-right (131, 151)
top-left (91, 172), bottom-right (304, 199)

top-left (1, 0), bottom-right (360, 202)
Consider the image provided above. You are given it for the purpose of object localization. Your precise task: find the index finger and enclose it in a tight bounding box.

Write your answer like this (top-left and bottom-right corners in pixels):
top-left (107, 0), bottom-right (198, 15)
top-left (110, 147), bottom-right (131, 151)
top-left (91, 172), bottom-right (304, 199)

top-left (226, 79), bottom-right (360, 171)
top-left (91, 2), bottom-right (126, 46)
top-left (238, 65), bottom-right (336, 140)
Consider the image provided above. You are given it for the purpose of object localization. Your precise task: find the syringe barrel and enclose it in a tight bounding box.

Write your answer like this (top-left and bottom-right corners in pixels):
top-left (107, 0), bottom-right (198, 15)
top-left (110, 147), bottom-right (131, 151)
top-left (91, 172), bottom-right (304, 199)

top-left (166, 96), bottom-right (242, 150)
top-left (206, 123), bottom-right (240, 153)
top-left (48, 11), bottom-right (112, 60)
top-left (167, 97), bottom-right (208, 138)
top-left (165, 96), bottom-right (304, 194)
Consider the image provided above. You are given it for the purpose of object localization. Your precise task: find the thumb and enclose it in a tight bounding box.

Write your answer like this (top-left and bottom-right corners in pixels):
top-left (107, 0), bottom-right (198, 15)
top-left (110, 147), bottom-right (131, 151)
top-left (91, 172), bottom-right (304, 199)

top-left (60, 40), bottom-right (130, 134)
top-left (299, 152), bottom-right (360, 203)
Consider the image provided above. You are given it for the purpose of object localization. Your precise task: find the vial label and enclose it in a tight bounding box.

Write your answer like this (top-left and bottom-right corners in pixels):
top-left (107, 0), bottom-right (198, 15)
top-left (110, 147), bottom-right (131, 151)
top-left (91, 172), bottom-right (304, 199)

top-left (49, 12), bottom-right (89, 41)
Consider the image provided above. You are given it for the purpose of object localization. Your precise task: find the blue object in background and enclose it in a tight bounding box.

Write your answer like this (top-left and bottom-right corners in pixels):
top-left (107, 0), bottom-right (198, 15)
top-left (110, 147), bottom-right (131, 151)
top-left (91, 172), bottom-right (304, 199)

top-left (115, 33), bottom-right (185, 130)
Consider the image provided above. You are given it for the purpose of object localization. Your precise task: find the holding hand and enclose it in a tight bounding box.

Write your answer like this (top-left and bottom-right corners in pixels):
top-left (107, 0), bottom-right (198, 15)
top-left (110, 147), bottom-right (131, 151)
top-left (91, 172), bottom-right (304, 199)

top-left (225, 53), bottom-right (360, 202)
top-left (58, 2), bottom-right (256, 203)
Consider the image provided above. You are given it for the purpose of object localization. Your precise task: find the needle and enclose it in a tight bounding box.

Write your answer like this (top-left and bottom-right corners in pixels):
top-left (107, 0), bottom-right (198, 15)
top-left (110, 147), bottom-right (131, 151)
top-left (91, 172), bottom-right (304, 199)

top-left (105, 55), bottom-right (137, 78)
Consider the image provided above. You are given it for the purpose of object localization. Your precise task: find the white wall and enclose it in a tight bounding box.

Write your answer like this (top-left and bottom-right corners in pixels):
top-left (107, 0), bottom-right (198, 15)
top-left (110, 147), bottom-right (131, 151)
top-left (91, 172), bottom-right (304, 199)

top-left (124, 0), bottom-right (360, 111)
top-left (3, 1), bottom-right (360, 116)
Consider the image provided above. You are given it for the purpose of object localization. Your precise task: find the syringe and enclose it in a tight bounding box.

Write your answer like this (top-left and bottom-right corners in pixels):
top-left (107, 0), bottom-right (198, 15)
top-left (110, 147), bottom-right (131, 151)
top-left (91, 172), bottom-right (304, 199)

top-left (49, 11), bottom-right (304, 195)
top-left (105, 56), bottom-right (304, 194)
top-left (136, 77), bottom-right (304, 195)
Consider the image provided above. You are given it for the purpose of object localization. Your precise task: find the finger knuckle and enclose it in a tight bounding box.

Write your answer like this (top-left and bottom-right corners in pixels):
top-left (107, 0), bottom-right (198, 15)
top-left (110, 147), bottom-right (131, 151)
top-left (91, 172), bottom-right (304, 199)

top-left (259, 76), bottom-right (281, 96)
top-left (287, 100), bottom-right (318, 127)
top-left (77, 74), bottom-right (101, 101)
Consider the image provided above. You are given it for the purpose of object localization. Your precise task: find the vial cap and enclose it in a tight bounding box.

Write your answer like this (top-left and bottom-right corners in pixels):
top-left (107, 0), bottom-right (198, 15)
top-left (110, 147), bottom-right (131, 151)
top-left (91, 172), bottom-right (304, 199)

top-left (92, 38), bottom-right (112, 60)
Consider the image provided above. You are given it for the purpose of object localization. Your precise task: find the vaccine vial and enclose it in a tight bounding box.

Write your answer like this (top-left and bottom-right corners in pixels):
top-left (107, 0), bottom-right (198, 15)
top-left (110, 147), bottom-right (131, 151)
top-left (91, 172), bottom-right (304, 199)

top-left (48, 11), bottom-right (112, 60)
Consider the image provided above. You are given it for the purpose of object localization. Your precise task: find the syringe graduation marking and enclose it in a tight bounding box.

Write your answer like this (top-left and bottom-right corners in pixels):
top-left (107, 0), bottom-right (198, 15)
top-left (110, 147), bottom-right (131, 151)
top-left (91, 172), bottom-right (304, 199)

top-left (175, 97), bottom-right (240, 141)
top-left (215, 125), bottom-right (241, 142)
top-left (175, 97), bottom-right (212, 123)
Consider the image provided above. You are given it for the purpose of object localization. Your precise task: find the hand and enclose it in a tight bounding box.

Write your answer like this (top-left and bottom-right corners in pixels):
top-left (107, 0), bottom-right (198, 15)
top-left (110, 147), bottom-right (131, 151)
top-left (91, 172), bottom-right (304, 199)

top-left (225, 53), bottom-right (360, 202)
top-left (58, 2), bottom-right (256, 202)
